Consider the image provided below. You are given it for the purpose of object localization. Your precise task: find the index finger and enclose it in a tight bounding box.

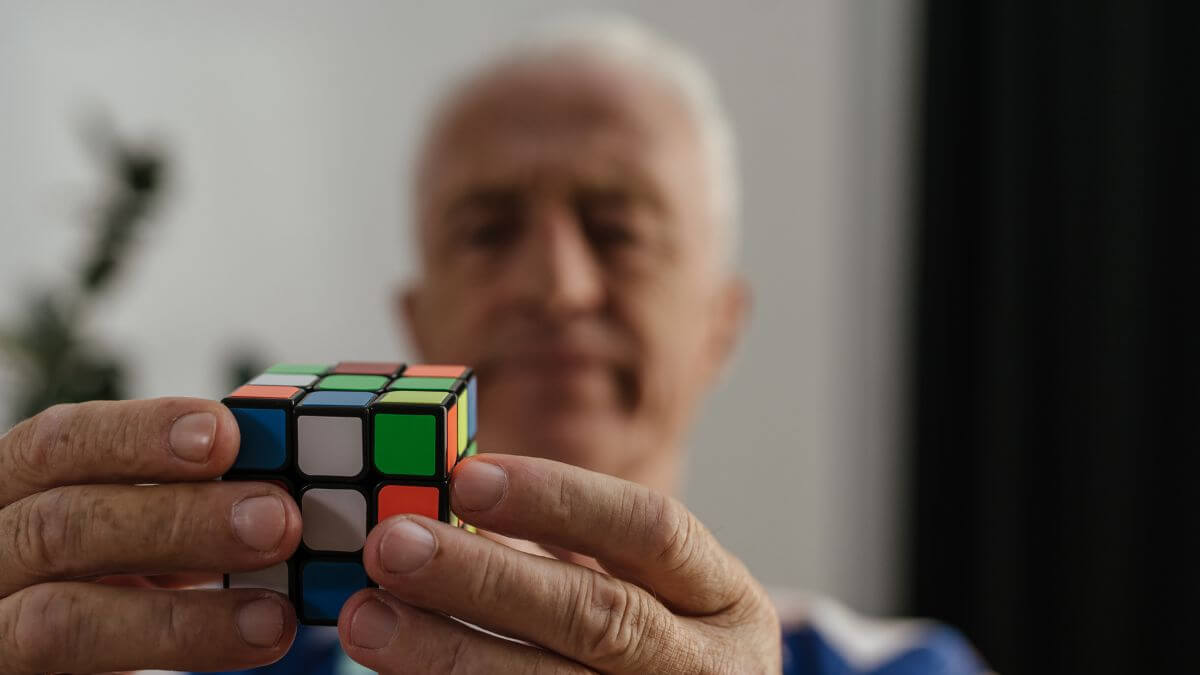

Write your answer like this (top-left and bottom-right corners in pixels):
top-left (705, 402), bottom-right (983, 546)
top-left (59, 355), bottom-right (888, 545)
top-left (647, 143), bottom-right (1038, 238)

top-left (450, 455), bottom-right (754, 616)
top-left (0, 398), bottom-right (240, 507)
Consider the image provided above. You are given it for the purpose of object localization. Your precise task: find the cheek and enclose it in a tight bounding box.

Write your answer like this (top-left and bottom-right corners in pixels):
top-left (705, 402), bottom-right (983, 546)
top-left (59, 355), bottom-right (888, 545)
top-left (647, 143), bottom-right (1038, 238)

top-left (618, 279), bottom-right (714, 397)
top-left (419, 276), bottom-right (495, 361)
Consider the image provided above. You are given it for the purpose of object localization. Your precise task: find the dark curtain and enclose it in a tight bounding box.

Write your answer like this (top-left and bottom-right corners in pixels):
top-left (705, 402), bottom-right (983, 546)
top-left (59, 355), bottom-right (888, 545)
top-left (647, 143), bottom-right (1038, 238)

top-left (907, 2), bottom-right (1198, 673)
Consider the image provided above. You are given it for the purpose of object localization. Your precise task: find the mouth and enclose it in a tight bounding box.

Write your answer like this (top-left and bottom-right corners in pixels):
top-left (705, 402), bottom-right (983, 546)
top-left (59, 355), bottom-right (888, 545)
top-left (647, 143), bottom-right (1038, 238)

top-left (473, 321), bottom-right (641, 409)
top-left (478, 328), bottom-right (635, 374)
top-left (479, 348), bottom-right (641, 414)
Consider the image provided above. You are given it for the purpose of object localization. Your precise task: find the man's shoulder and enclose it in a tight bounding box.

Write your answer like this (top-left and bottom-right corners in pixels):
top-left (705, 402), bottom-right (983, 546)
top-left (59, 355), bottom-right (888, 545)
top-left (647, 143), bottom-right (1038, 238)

top-left (772, 590), bottom-right (988, 675)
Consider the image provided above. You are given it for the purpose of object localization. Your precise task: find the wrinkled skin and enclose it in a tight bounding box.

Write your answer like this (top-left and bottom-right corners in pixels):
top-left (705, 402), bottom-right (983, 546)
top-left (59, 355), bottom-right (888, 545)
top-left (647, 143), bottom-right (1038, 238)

top-left (0, 399), bottom-right (302, 673)
top-left (339, 455), bottom-right (781, 673)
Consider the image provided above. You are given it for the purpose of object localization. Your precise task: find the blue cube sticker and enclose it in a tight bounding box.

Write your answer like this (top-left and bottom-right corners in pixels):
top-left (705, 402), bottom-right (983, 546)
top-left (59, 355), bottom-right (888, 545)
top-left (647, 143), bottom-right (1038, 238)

top-left (301, 560), bottom-right (368, 622)
top-left (230, 408), bottom-right (287, 470)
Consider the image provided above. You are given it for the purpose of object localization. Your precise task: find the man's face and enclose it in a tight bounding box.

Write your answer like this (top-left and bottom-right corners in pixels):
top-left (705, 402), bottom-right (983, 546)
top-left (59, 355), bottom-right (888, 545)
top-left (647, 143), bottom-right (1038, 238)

top-left (404, 57), bottom-right (745, 477)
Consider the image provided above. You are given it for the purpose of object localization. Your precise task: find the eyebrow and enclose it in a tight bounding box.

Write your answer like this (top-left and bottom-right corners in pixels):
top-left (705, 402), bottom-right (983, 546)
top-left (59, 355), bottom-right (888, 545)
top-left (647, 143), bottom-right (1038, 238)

top-left (432, 160), bottom-right (672, 244)
top-left (425, 186), bottom-right (521, 252)
top-left (445, 186), bottom-right (522, 219)
top-left (576, 164), bottom-right (669, 215)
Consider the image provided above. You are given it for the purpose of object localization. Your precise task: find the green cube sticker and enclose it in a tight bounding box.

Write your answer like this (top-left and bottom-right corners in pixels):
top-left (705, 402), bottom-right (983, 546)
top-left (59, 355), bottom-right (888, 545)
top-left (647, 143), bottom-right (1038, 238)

top-left (388, 376), bottom-right (459, 391)
top-left (379, 390), bottom-right (449, 405)
top-left (266, 363), bottom-right (331, 375)
top-left (374, 414), bottom-right (436, 475)
top-left (384, 379), bottom-right (467, 450)
top-left (317, 375), bottom-right (388, 391)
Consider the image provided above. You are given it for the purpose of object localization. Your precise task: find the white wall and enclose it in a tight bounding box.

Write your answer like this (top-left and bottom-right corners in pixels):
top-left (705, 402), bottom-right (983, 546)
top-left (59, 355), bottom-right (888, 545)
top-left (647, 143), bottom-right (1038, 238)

top-left (0, 0), bottom-right (915, 615)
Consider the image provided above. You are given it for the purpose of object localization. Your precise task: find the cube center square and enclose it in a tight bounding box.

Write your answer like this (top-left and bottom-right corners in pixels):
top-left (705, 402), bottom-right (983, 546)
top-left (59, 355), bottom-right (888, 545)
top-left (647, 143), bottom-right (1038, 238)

top-left (298, 416), bottom-right (364, 478)
top-left (301, 487), bottom-right (367, 552)
top-left (221, 361), bottom-right (478, 625)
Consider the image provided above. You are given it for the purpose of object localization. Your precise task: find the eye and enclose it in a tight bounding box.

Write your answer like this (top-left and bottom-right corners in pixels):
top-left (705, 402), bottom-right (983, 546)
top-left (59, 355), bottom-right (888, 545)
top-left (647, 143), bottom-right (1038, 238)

top-left (577, 198), bottom-right (639, 249)
top-left (446, 190), bottom-right (522, 252)
top-left (585, 218), bottom-right (636, 248)
top-left (465, 214), bottom-right (519, 249)
top-left (455, 202), bottom-right (521, 250)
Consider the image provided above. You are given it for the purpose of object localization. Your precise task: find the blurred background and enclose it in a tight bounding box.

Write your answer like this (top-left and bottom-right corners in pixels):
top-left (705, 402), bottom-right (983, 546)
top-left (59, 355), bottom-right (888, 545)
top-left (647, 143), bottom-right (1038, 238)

top-left (0, 2), bottom-right (1192, 673)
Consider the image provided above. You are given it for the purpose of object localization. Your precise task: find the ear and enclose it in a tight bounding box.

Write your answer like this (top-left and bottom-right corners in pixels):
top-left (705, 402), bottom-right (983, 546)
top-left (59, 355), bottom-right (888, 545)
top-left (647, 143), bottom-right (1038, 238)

top-left (704, 276), bottom-right (751, 383)
top-left (395, 282), bottom-right (431, 360)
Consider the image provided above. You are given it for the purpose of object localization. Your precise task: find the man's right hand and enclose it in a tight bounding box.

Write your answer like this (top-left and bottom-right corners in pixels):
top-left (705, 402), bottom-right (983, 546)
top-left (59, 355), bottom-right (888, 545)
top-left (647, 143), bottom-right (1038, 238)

top-left (0, 398), bottom-right (302, 673)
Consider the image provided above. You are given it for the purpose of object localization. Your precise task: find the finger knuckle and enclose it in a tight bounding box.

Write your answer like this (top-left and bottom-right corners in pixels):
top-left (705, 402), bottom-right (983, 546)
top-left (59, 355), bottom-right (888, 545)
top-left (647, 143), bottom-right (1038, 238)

top-left (86, 399), bottom-right (150, 468)
top-left (550, 470), bottom-right (578, 525)
top-left (11, 401), bottom-right (150, 481)
top-left (115, 402), bottom-right (152, 466)
top-left (641, 490), bottom-right (699, 575)
top-left (12, 488), bottom-right (91, 579)
top-left (575, 576), bottom-right (665, 669)
top-left (466, 544), bottom-right (511, 607)
top-left (740, 583), bottom-right (779, 630)
top-left (0, 595), bottom-right (26, 672)
top-left (440, 630), bottom-right (473, 675)
top-left (19, 400), bottom-right (156, 477)
top-left (146, 588), bottom-right (194, 648)
top-left (141, 485), bottom-right (195, 551)
top-left (8, 584), bottom-right (92, 672)
top-left (4, 403), bottom-right (76, 484)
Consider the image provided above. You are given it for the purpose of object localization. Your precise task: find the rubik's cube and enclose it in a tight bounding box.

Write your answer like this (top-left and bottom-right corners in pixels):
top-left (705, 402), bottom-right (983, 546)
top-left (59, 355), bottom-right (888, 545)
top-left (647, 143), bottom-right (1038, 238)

top-left (221, 361), bottom-right (478, 625)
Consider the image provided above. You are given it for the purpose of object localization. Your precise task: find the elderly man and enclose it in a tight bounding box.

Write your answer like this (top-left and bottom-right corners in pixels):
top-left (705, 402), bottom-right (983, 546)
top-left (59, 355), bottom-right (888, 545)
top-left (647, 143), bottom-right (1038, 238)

top-left (0, 18), bottom-right (981, 675)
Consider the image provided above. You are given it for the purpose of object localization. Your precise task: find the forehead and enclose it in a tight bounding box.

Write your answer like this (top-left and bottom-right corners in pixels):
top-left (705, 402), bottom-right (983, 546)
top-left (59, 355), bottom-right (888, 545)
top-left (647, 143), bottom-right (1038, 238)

top-left (418, 56), bottom-right (703, 199)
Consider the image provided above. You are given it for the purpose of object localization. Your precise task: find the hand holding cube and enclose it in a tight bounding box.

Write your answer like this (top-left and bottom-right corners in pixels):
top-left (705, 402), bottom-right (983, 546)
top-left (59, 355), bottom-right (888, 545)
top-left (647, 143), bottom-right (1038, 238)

top-left (0, 398), bottom-right (302, 673)
top-left (337, 454), bottom-right (784, 674)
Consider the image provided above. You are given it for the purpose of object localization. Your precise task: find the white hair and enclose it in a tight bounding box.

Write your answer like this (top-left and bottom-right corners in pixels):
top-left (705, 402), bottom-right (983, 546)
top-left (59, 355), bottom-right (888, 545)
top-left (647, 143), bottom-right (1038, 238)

top-left (480, 14), bottom-right (742, 268)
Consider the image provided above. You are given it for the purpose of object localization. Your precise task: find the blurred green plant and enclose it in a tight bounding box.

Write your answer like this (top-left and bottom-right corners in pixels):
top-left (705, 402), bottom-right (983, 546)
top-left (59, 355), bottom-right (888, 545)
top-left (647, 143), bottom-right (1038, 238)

top-left (0, 117), bottom-right (166, 421)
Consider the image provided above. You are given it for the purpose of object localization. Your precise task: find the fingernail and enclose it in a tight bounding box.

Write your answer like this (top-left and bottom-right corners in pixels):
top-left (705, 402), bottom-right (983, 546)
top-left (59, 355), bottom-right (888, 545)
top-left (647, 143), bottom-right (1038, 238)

top-left (452, 460), bottom-right (507, 511)
top-left (169, 411), bottom-right (216, 462)
top-left (236, 597), bottom-right (285, 647)
top-left (232, 495), bottom-right (287, 552)
top-left (350, 600), bottom-right (398, 649)
top-left (379, 518), bottom-right (436, 574)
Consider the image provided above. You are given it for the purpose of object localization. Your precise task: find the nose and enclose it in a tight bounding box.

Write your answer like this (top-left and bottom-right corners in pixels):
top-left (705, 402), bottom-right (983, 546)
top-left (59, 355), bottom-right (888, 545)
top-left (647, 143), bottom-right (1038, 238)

top-left (509, 202), bottom-right (605, 320)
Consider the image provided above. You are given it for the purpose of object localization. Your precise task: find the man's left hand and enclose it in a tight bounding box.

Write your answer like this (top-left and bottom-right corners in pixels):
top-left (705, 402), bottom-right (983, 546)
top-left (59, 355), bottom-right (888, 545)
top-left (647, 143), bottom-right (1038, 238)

top-left (337, 454), bottom-right (781, 673)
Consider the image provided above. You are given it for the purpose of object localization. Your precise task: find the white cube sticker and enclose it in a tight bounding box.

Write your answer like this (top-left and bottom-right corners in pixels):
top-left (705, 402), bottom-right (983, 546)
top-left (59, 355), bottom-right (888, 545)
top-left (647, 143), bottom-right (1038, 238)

top-left (302, 488), bottom-right (367, 552)
top-left (298, 416), bottom-right (363, 477)
top-left (247, 373), bottom-right (318, 387)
